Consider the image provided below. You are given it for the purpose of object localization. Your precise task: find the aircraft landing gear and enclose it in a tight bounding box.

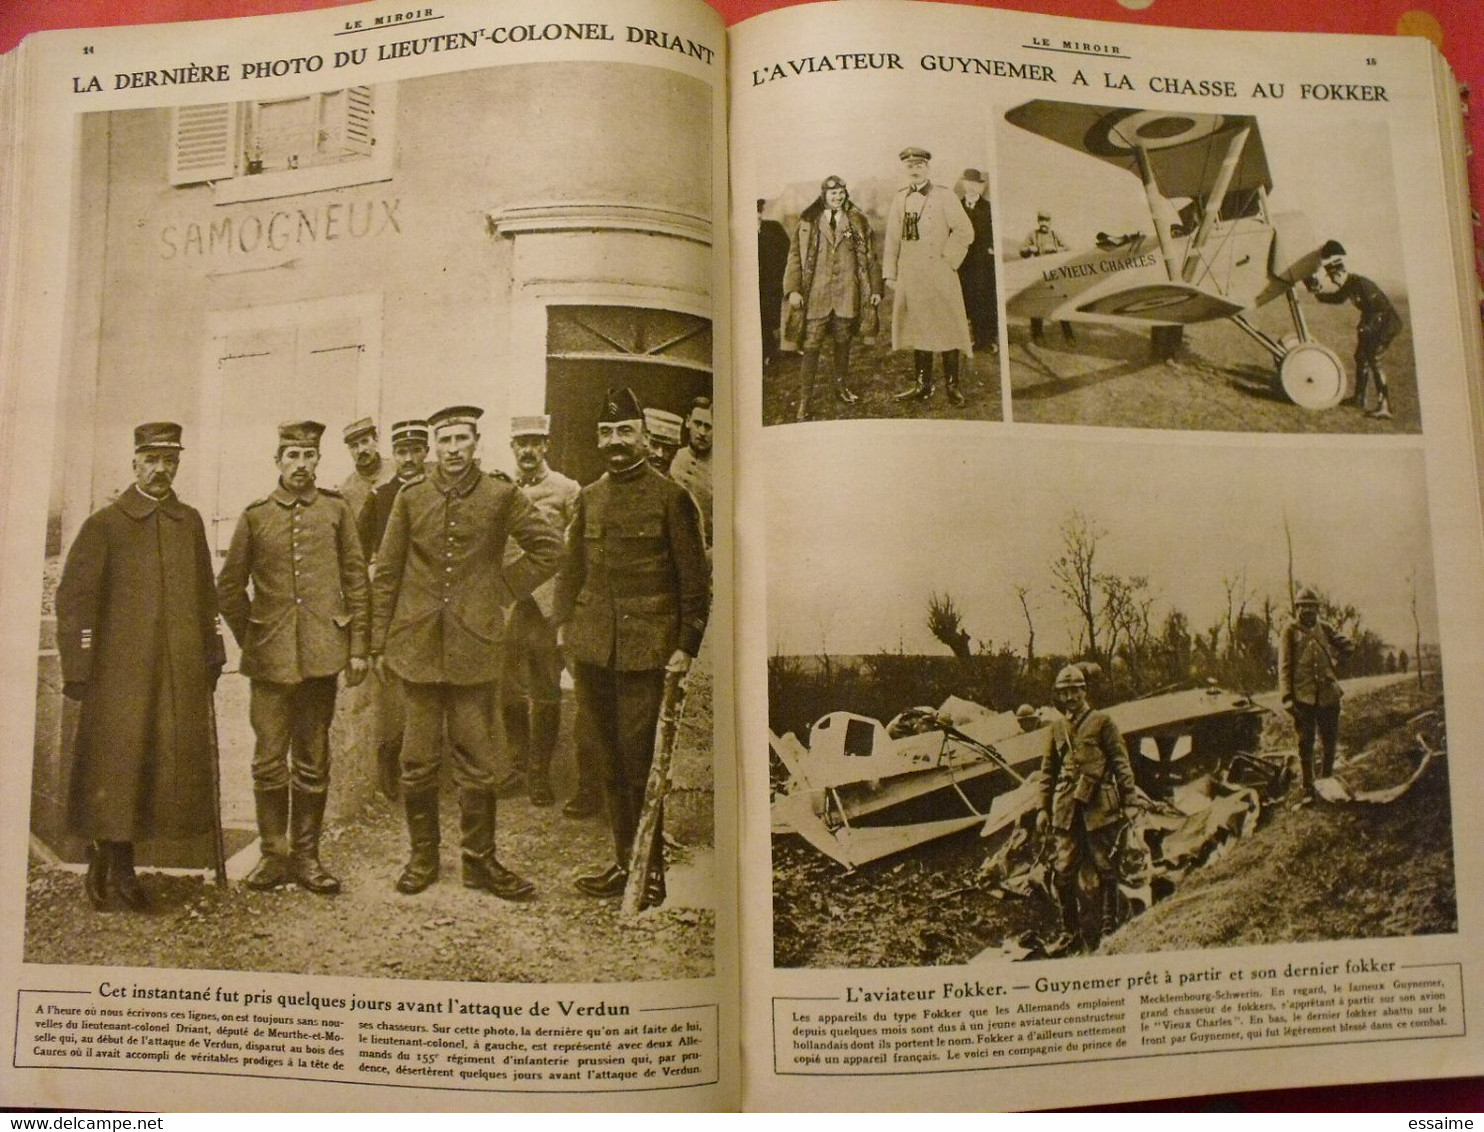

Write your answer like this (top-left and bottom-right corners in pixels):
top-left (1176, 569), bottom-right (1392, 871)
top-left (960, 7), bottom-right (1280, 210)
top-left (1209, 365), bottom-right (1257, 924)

top-left (1272, 340), bottom-right (1347, 410)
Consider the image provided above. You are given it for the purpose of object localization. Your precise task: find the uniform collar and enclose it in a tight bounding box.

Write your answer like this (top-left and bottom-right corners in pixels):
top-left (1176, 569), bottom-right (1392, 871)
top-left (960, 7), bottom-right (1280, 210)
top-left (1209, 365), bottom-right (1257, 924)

top-left (607, 457), bottom-right (650, 483)
top-left (432, 463), bottom-right (483, 497)
top-left (907, 181), bottom-right (931, 195)
top-left (355, 454), bottom-right (385, 481)
top-left (270, 482), bottom-right (319, 506)
top-left (517, 464), bottom-right (550, 488)
top-left (118, 484), bottom-right (185, 520)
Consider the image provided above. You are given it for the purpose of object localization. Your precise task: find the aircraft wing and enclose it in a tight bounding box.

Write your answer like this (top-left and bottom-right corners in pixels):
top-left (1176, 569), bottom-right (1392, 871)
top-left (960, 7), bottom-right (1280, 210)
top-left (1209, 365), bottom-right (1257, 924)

top-left (1005, 100), bottom-right (1272, 200)
top-left (1074, 281), bottom-right (1247, 324)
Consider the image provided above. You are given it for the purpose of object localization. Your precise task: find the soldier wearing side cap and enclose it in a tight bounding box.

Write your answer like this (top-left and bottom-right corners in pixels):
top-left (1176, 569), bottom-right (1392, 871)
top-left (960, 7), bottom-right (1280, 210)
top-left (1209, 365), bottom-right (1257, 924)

top-left (217, 421), bottom-right (371, 896)
top-left (371, 405), bottom-right (563, 901)
top-left (338, 417), bottom-right (394, 523)
top-left (57, 422), bottom-right (226, 912)
top-left (553, 387), bottom-right (710, 910)
top-left (500, 414), bottom-right (583, 810)
top-left (356, 419), bottom-right (431, 798)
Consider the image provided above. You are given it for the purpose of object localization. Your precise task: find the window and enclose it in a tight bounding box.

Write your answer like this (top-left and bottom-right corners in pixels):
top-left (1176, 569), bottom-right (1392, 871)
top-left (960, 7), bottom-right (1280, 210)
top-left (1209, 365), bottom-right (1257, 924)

top-left (168, 85), bottom-right (394, 202)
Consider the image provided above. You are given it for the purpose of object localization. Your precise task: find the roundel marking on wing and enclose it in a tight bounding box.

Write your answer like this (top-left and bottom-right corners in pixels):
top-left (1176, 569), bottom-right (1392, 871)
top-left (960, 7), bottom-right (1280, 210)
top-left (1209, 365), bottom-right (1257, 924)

top-left (1091, 109), bottom-right (1227, 156)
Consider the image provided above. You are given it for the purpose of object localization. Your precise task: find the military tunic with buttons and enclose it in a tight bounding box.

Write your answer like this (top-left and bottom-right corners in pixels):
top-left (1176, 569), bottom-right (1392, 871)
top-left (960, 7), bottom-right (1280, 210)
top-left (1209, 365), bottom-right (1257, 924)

top-left (1040, 705), bottom-right (1137, 882)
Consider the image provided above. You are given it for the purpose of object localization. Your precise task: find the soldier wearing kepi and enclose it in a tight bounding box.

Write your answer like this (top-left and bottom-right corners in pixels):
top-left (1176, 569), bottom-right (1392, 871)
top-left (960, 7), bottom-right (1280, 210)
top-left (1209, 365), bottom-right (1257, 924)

top-left (371, 405), bottom-right (563, 900)
top-left (57, 422), bottom-right (226, 911)
top-left (553, 388), bottom-right (710, 910)
top-left (1038, 664), bottom-right (1138, 955)
top-left (1279, 587), bottom-right (1351, 800)
top-left (218, 421), bottom-right (370, 895)
top-left (356, 419), bottom-right (431, 799)
top-left (501, 414), bottom-right (581, 809)
top-left (338, 417), bottom-right (394, 523)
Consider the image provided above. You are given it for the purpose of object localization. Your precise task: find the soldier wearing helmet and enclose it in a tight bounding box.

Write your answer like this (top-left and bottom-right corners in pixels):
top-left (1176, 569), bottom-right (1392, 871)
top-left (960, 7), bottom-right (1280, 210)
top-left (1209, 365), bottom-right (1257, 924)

top-left (1279, 587), bottom-right (1351, 799)
top-left (1037, 663), bottom-right (1138, 956)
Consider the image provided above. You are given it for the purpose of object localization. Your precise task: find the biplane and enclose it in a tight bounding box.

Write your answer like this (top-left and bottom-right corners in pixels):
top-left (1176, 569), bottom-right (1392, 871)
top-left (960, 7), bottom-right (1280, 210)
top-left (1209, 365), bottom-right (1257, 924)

top-left (1001, 100), bottom-right (1348, 409)
top-left (770, 685), bottom-right (1269, 871)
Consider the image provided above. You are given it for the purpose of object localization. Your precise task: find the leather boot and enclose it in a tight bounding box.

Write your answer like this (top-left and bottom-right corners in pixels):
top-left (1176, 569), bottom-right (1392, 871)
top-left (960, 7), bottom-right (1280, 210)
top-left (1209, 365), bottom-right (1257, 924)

top-left (832, 338), bottom-right (859, 404)
top-left (1046, 878), bottom-right (1082, 957)
top-left (108, 841), bottom-right (150, 912)
top-left (894, 350), bottom-right (934, 401)
top-left (1099, 877), bottom-right (1121, 943)
top-left (459, 789), bottom-right (535, 901)
top-left (84, 841), bottom-right (112, 911)
top-left (795, 351), bottom-right (820, 421)
top-left (501, 699), bottom-right (529, 776)
top-left (943, 349), bottom-right (965, 405)
top-left (527, 702), bottom-right (560, 807)
top-left (396, 789), bottom-right (440, 894)
top-left (376, 739), bottom-right (401, 801)
top-left (575, 863), bottom-right (627, 898)
top-left (564, 737), bottom-right (604, 818)
top-left (245, 787), bottom-right (292, 890)
top-left (290, 789), bottom-right (341, 895)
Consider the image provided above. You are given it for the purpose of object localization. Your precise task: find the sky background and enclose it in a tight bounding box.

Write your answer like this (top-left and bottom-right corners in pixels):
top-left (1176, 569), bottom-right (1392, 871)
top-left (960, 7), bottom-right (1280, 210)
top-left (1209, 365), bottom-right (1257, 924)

top-left (763, 426), bottom-right (1437, 658)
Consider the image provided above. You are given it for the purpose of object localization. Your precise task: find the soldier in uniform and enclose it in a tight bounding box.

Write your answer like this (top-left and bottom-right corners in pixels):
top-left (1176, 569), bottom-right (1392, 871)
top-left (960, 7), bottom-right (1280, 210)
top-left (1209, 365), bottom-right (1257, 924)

top-left (218, 421), bottom-right (370, 895)
top-left (643, 407), bottom-right (685, 475)
top-left (668, 396), bottom-right (714, 547)
top-left (500, 414), bottom-right (582, 809)
top-left (553, 388), bottom-right (710, 910)
top-left (1305, 240), bottom-right (1403, 420)
top-left (356, 419), bottom-right (431, 798)
top-left (1037, 664), bottom-right (1138, 955)
top-left (57, 422), bottom-right (225, 911)
top-left (1279, 587), bottom-right (1350, 799)
top-left (1020, 211), bottom-right (1076, 345)
top-left (338, 417), bottom-right (394, 522)
top-left (371, 405), bottom-right (563, 900)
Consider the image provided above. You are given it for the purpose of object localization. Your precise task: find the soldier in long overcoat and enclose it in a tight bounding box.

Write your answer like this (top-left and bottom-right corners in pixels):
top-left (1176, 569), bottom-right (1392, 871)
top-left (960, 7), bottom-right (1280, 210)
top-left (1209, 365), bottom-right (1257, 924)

top-left (218, 420), bottom-right (370, 895)
top-left (883, 148), bottom-right (974, 405)
top-left (1037, 664), bottom-right (1138, 955)
top-left (371, 405), bottom-right (563, 901)
top-left (553, 388), bottom-right (710, 911)
top-left (58, 422), bottom-right (225, 911)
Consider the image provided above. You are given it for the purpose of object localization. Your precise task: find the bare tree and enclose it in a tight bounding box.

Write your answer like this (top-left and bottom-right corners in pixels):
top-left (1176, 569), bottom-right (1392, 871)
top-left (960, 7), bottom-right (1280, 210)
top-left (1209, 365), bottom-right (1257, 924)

top-left (1051, 512), bottom-right (1104, 665)
top-left (1014, 584), bottom-right (1036, 669)
top-left (927, 591), bottom-right (974, 662)
top-left (1409, 568), bottom-right (1423, 688)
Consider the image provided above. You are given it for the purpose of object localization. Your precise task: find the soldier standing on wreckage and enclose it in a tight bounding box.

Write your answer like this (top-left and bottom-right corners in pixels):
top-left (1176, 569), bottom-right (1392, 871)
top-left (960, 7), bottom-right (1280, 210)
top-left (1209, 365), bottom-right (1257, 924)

top-left (218, 421), bottom-right (370, 895)
top-left (371, 405), bottom-right (563, 900)
top-left (1037, 665), bottom-right (1138, 956)
top-left (57, 422), bottom-right (226, 911)
top-left (554, 387), bottom-right (710, 910)
top-left (500, 413), bottom-right (583, 810)
top-left (1279, 587), bottom-right (1350, 802)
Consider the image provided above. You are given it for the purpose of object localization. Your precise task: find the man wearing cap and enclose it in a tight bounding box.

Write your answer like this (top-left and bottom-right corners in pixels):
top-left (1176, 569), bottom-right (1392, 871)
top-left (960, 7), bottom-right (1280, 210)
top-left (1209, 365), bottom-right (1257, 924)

top-left (57, 423), bottom-right (226, 911)
top-left (956, 169), bottom-right (998, 353)
top-left (356, 419), bottom-right (431, 799)
top-left (1037, 664), bottom-right (1138, 955)
top-left (884, 148), bottom-right (974, 406)
top-left (371, 405), bottom-right (563, 900)
top-left (1279, 588), bottom-right (1351, 799)
top-left (1020, 212), bottom-right (1076, 345)
top-left (668, 396), bottom-right (713, 546)
top-left (501, 414), bottom-right (583, 810)
top-left (338, 418), bottom-right (394, 523)
top-left (1305, 240), bottom-right (1403, 420)
top-left (553, 388), bottom-right (710, 910)
top-left (782, 174), bottom-right (881, 420)
top-left (643, 407), bottom-right (685, 475)
top-left (1015, 703), bottom-right (1042, 734)
top-left (218, 421), bottom-right (371, 895)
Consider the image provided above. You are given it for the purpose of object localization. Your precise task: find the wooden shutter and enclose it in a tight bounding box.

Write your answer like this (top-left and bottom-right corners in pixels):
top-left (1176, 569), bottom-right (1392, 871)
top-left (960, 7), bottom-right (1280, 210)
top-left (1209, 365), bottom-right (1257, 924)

top-left (168, 103), bottom-right (238, 185)
top-left (319, 87), bottom-right (375, 159)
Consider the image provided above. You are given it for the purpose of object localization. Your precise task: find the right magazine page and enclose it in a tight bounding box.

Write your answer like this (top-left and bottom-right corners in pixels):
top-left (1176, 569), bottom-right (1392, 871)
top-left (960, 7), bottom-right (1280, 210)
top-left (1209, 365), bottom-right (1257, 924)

top-left (728, 0), bottom-right (1484, 1110)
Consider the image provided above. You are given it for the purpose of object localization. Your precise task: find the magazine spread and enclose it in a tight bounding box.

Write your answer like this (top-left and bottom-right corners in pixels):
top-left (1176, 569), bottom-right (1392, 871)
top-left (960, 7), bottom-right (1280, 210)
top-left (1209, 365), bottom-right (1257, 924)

top-left (0, 0), bottom-right (1481, 1114)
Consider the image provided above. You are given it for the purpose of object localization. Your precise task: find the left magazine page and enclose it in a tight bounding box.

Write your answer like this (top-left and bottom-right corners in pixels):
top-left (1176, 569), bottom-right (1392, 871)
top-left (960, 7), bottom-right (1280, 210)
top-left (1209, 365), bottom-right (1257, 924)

top-left (0, 0), bottom-right (734, 1111)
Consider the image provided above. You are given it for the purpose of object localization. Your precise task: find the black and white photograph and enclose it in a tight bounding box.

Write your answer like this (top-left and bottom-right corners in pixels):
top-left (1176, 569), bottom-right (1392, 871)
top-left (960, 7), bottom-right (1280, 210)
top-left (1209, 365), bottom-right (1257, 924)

top-left (998, 99), bottom-right (1418, 433)
top-left (765, 433), bottom-right (1450, 967)
top-left (26, 62), bottom-right (719, 984)
top-left (757, 114), bottom-right (1003, 425)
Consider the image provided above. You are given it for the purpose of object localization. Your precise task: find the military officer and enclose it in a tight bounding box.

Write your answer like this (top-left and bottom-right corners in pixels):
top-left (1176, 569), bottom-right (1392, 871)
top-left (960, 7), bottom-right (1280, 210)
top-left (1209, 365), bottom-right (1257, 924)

top-left (371, 405), bottom-right (563, 900)
top-left (218, 421), bottom-right (370, 895)
top-left (356, 419), bottom-right (431, 798)
top-left (57, 422), bottom-right (225, 911)
top-left (500, 413), bottom-right (582, 809)
top-left (1038, 664), bottom-right (1138, 955)
top-left (338, 417), bottom-right (394, 522)
top-left (553, 388), bottom-right (710, 910)
top-left (1279, 587), bottom-right (1350, 799)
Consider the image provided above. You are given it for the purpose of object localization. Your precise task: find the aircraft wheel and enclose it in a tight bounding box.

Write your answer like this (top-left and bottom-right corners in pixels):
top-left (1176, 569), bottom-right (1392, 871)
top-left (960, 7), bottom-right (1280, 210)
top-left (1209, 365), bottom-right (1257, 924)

top-left (1277, 342), bottom-right (1347, 410)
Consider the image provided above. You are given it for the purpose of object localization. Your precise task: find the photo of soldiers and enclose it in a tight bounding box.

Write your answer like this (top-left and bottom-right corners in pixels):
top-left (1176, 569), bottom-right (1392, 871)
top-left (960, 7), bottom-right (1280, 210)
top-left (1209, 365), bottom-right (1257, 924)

top-left (668, 395), bottom-right (714, 546)
top-left (500, 414), bottom-right (582, 810)
top-left (337, 416), bottom-right (394, 523)
top-left (370, 405), bottom-right (563, 901)
top-left (356, 418), bottom-right (431, 799)
top-left (884, 147), bottom-right (973, 406)
top-left (55, 422), bottom-right (225, 911)
top-left (643, 407), bottom-right (685, 474)
top-left (1279, 587), bottom-right (1351, 801)
top-left (956, 168), bottom-right (998, 353)
top-left (758, 198), bottom-right (791, 368)
top-left (781, 174), bottom-right (882, 420)
top-left (217, 421), bottom-right (370, 895)
top-left (1038, 664), bottom-right (1138, 956)
top-left (554, 387), bottom-right (710, 910)
top-left (1305, 240), bottom-right (1403, 420)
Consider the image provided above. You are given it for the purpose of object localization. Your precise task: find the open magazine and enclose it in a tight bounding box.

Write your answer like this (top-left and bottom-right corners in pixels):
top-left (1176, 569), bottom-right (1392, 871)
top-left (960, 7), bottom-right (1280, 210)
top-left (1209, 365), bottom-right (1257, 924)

top-left (0, 0), bottom-right (1479, 1112)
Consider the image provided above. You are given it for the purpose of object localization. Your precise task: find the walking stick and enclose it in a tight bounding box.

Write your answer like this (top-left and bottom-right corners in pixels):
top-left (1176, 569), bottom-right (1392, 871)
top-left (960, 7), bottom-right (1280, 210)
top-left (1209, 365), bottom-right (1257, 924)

top-left (205, 693), bottom-right (228, 887)
top-left (621, 669), bottom-right (688, 917)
